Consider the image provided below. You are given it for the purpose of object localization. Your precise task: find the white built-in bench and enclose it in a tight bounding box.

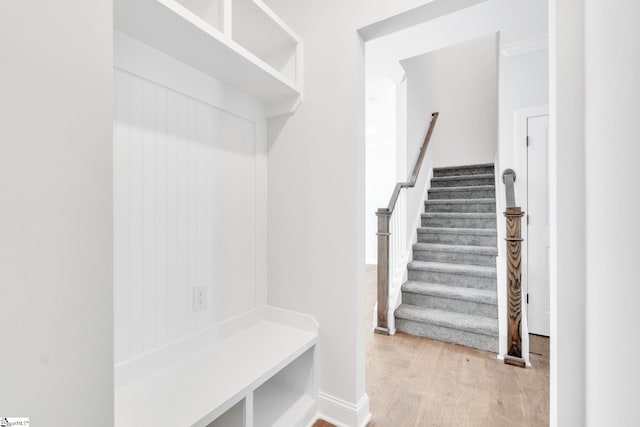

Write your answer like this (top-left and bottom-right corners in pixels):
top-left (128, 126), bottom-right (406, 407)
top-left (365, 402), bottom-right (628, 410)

top-left (115, 308), bottom-right (318, 427)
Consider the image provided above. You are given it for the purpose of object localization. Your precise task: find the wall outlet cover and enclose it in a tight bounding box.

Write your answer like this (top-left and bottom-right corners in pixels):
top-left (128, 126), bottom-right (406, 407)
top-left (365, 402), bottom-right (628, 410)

top-left (192, 286), bottom-right (207, 311)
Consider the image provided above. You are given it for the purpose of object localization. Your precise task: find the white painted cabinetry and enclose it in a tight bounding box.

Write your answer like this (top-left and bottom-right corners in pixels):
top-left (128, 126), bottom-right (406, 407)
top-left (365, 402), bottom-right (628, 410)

top-left (114, 0), bottom-right (303, 117)
top-left (116, 315), bottom-right (318, 427)
top-left (113, 2), bottom-right (313, 426)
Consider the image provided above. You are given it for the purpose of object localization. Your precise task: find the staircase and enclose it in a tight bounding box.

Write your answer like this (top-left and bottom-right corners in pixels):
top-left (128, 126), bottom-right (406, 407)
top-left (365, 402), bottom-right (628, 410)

top-left (395, 163), bottom-right (499, 353)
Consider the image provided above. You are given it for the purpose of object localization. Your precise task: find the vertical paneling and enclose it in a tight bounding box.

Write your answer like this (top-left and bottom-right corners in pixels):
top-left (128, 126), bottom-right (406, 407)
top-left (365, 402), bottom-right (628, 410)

top-left (155, 86), bottom-right (168, 347)
top-left (214, 113), bottom-right (257, 320)
top-left (166, 91), bottom-right (179, 344)
top-left (114, 71), bottom-right (257, 364)
top-left (142, 80), bottom-right (157, 351)
top-left (129, 76), bottom-right (145, 358)
top-left (196, 103), bottom-right (207, 330)
top-left (114, 70), bottom-right (132, 363)
top-left (206, 108), bottom-right (223, 326)
top-left (176, 92), bottom-right (189, 342)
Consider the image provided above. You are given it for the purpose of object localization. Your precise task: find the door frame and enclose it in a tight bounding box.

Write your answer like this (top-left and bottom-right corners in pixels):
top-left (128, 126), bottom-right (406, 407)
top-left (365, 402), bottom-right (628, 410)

top-left (514, 105), bottom-right (549, 338)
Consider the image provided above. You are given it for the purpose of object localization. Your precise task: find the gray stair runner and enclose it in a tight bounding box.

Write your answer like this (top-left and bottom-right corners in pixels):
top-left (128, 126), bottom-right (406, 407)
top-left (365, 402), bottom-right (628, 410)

top-left (395, 163), bottom-right (499, 352)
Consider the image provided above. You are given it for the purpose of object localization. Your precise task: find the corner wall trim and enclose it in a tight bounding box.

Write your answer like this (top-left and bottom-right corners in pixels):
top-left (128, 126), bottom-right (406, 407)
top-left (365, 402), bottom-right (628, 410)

top-left (501, 34), bottom-right (548, 57)
top-left (317, 392), bottom-right (371, 427)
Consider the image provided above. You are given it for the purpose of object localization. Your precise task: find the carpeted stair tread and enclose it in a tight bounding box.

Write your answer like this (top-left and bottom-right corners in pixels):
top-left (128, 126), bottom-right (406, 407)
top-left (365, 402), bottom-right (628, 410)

top-left (427, 186), bottom-right (496, 200)
top-left (433, 164), bottom-right (495, 178)
top-left (425, 199), bottom-right (496, 213)
top-left (402, 281), bottom-right (497, 305)
top-left (422, 212), bottom-right (496, 218)
top-left (425, 198), bottom-right (495, 205)
top-left (395, 304), bottom-right (498, 336)
top-left (412, 242), bottom-right (498, 256)
top-left (428, 185), bottom-right (495, 193)
top-left (420, 212), bottom-right (497, 230)
top-left (412, 242), bottom-right (497, 266)
top-left (408, 260), bottom-right (496, 278)
top-left (417, 227), bottom-right (497, 236)
top-left (431, 173), bottom-right (495, 183)
top-left (421, 212), bottom-right (496, 220)
top-left (394, 162), bottom-right (499, 352)
top-left (434, 163), bottom-right (495, 171)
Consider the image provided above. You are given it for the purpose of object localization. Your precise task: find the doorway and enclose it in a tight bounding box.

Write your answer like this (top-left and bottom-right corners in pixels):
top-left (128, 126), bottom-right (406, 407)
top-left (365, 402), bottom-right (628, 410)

top-left (525, 112), bottom-right (550, 337)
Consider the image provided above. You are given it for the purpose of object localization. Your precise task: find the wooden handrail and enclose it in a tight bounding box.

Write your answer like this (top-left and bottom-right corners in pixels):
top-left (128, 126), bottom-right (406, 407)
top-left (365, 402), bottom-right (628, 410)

top-left (384, 112), bottom-right (440, 214)
top-left (374, 112), bottom-right (439, 335)
top-left (502, 169), bottom-right (526, 368)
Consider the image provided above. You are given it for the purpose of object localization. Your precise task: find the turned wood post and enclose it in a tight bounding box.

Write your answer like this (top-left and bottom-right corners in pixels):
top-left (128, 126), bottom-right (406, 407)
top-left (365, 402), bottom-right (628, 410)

top-left (375, 208), bottom-right (391, 335)
top-left (502, 169), bottom-right (526, 368)
top-left (504, 207), bottom-right (525, 367)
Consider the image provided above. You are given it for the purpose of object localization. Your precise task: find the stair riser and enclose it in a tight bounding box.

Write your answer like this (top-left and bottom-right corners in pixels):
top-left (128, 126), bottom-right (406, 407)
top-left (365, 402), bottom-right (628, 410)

top-left (433, 166), bottom-right (495, 178)
top-left (418, 231), bottom-right (497, 247)
top-left (428, 188), bottom-right (495, 200)
top-left (396, 318), bottom-right (498, 352)
top-left (412, 248), bottom-right (496, 266)
top-left (402, 292), bottom-right (498, 319)
top-left (421, 216), bottom-right (496, 229)
top-left (408, 269), bottom-right (496, 290)
top-left (431, 177), bottom-right (494, 188)
top-left (424, 201), bottom-right (496, 213)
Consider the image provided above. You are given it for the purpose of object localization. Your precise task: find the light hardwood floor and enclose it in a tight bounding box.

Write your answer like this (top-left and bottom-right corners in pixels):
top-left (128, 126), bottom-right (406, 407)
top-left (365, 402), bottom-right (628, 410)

top-left (314, 265), bottom-right (549, 427)
top-left (365, 265), bottom-right (549, 427)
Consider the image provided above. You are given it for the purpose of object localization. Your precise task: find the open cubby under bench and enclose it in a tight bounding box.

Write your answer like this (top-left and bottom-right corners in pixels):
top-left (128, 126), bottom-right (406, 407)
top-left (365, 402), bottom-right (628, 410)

top-left (115, 312), bottom-right (318, 427)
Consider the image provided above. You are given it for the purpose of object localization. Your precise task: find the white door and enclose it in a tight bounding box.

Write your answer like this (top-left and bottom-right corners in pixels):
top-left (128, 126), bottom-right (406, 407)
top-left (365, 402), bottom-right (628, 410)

top-left (527, 114), bottom-right (550, 336)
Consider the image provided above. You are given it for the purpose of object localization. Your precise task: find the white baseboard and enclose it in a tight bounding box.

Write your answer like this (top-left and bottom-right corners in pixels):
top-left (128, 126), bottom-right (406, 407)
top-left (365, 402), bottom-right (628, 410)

top-left (317, 392), bottom-right (371, 427)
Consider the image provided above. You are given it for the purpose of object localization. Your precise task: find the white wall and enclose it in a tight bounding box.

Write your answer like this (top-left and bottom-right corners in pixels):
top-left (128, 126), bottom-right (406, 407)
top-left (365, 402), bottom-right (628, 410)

top-left (584, 0), bottom-right (640, 425)
top-left (365, 75), bottom-right (397, 264)
top-left (263, 1), bottom-right (442, 425)
top-left (0, 1), bottom-right (114, 425)
top-left (266, 1), bottom-right (640, 425)
top-left (261, 1), bottom-right (547, 423)
top-left (551, 1), bottom-right (640, 424)
top-left (499, 48), bottom-right (549, 174)
top-left (367, 0), bottom-right (547, 83)
top-left (496, 47), bottom-right (549, 360)
top-left (549, 0), bottom-right (585, 425)
top-left (366, 3), bottom-right (547, 354)
top-left (402, 33), bottom-right (499, 243)
top-left (403, 33), bottom-right (498, 167)
top-left (368, 0), bottom-right (548, 361)
top-left (113, 33), bottom-right (267, 365)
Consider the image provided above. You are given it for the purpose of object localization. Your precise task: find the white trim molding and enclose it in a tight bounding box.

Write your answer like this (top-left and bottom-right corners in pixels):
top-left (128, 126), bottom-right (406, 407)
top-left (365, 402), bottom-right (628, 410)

top-left (502, 34), bottom-right (548, 57)
top-left (514, 105), bottom-right (550, 367)
top-left (317, 392), bottom-right (371, 427)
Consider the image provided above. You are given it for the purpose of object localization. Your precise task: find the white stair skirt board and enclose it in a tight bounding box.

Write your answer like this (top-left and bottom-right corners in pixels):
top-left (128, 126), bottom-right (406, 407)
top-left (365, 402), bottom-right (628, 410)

top-left (317, 392), bottom-right (371, 427)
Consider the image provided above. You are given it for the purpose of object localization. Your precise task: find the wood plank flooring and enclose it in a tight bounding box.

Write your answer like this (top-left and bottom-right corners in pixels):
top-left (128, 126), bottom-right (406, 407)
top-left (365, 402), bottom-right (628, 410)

top-left (314, 265), bottom-right (550, 427)
top-left (364, 264), bottom-right (549, 427)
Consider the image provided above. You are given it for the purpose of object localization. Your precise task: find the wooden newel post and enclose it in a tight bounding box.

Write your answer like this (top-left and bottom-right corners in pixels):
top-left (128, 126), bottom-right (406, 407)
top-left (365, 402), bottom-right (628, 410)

top-left (504, 207), bottom-right (525, 367)
top-left (501, 169), bottom-right (526, 368)
top-left (375, 208), bottom-right (391, 335)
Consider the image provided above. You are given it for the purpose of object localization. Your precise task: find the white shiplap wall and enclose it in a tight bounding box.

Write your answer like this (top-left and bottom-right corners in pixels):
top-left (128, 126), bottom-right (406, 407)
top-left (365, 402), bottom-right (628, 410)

top-left (114, 32), bottom-right (265, 365)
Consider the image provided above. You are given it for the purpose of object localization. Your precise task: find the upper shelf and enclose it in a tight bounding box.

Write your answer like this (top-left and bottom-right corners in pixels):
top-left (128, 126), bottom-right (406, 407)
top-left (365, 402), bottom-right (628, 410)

top-left (114, 0), bottom-right (303, 116)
